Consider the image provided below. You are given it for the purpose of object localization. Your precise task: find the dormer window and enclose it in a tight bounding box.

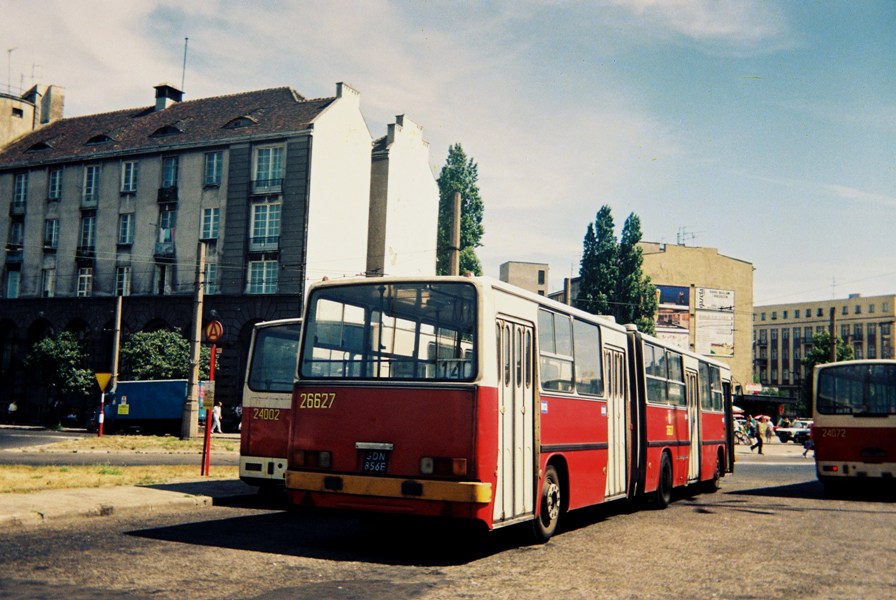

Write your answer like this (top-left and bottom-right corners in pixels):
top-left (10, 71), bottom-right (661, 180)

top-left (86, 134), bottom-right (113, 145)
top-left (224, 116), bottom-right (257, 129)
top-left (151, 124), bottom-right (183, 137)
top-left (27, 141), bottom-right (53, 152)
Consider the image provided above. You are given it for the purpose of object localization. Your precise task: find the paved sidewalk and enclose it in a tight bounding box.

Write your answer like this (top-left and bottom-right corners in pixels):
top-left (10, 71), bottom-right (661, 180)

top-left (0, 478), bottom-right (258, 530)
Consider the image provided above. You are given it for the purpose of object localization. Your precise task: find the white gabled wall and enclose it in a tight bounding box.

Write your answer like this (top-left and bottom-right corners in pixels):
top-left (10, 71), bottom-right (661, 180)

top-left (380, 115), bottom-right (439, 276)
top-left (305, 82), bottom-right (372, 286)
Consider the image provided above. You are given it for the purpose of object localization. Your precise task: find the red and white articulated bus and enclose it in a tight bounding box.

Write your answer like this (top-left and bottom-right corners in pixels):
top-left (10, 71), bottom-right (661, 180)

top-left (239, 318), bottom-right (302, 491)
top-left (284, 276), bottom-right (733, 541)
top-left (812, 360), bottom-right (896, 495)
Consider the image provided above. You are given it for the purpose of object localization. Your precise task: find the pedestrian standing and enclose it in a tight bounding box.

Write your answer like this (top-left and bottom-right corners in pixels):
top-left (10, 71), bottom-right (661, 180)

top-left (212, 401), bottom-right (223, 434)
top-left (765, 418), bottom-right (774, 444)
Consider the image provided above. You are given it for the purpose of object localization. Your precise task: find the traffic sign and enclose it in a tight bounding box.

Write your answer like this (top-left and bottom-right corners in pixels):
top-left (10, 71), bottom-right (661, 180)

top-left (95, 372), bottom-right (112, 392)
top-left (204, 319), bottom-right (224, 343)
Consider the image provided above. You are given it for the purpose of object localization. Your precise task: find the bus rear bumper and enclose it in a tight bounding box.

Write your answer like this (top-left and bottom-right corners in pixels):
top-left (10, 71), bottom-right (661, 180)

top-left (240, 455), bottom-right (288, 484)
top-left (285, 470), bottom-right (493, 504)
top-left (817, 461), bottom-right (896, 479)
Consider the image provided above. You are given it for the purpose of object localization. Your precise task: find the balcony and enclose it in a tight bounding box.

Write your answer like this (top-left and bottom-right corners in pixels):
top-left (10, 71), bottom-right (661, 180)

top-left (154, 241), bottom-right (176, 261)
top-left (251, 178), bottom-right (283, 195)
top-left (9, 201), bottom-right (25, 216)
top-left (81, 192), bottom-right (98, 209)
top-left (157, 186), bottom-right (178, 204)
top-left (5, 244), bottom-right (22, 264)
top-left (75, 245), bottom-right (96, 264)
top-left (248, 235), bottom-right (280, 253)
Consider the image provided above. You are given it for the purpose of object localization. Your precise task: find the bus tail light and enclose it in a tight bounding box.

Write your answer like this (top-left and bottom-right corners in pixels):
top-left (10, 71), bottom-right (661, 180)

top-left (293, 450), bottom-right (331, 469)
top-left (420, 457), bottom-right (468, 477)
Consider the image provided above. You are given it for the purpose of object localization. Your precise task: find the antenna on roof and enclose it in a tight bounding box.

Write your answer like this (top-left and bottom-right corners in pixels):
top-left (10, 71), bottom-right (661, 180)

top-left (181, 37), bottom-right (189, 92)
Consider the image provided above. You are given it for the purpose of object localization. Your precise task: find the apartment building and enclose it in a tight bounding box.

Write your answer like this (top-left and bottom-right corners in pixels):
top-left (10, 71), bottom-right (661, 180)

top-left (0, 82), bottom-right (437, 422)
top-left (753, 294), bottom-right (896, 395)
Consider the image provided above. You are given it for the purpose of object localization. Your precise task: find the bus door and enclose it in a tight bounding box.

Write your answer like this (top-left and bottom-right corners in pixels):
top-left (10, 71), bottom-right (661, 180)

top-left (686, 369), bottom-right (700, 482)
top-left (495, 317), bottom-right (535, 523)
top-left (604, 347), bottom-right (628, 499)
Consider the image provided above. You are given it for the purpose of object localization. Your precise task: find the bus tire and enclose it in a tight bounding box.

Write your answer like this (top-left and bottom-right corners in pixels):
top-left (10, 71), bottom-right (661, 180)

top-left (653, 453), bottom-right (673, 509)
top-left (533, 465), bottom-right (561, 543)
top-left (704, 450), bottom-right (723, 493)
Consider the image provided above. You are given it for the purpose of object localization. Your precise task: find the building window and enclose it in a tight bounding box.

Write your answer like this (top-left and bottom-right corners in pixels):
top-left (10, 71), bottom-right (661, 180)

top-left (253, 145), bottom-right (284, 192)
top-left (204, 151), bottom-right (223, 186)
top-left (247, 259), bottom-right (278, 294)
top-left (537, 270), bottom-right (545, 285)
top-left (250, 201), bottom-right (281, 250)
top-left (854, 304), bottom-right (862, 315)
top-left (5, 270), bottom-right (20, 299)
top-left (869, 304), bottom-right (875, 314)
top-left (83, 165), bottom-right (100, 204)
top-left (204, 263), bottom-right (218, 294)
top-left (783, 310), bottom-right (788, 319)
top-left (115, 266), bottom-right (131, 296)
top-left (816, 308), bottom-right (823, 317)
top-left (80, 214), bottom-right (97, 248)
top-left (841, 306), bottom-right (847, 315)
top-left (12, 107), bottom-right (23, 118)
top-left (162, 156), bottom-right (178, 189)
top-left (48, 168), bottom-right (62, 200)
top-left (77, 267), bottom-right (93, 297)
top-left (885, 303), bottom-right (890, 313)
top-left (8, 221), bottom-right (23, 246)
top-left (201, 207), bottom-right (219, 240)
top-left (118, 213), bottom-right (134, 245)
top-left (41, 269), bottom-right (55, 297)
top-left (771, 311), bottom-right (777, 320)
top-left (154, 264), bottom-right (172, 295)
top-left (121, 161), bottom-right (138, 193)
top-left (158, 208), bottom-right (176, 245)
top-left (44, 219), bottom-right (59, 248)
top-left (13, 173), bottom-right (28, 208)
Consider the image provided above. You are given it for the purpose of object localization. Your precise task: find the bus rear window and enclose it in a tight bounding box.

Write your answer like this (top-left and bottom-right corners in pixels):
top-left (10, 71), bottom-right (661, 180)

top-left (817, 363), bottom-right (896, 416)
top-left (300, 282), bottom-right (477, 381)
top-left (248, 323), bottom-right (302, 392)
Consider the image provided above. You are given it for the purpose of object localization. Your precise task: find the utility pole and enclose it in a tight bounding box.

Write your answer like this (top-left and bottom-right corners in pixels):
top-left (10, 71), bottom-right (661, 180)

top-left (449, 192), bottom-right (461, 276)
top-left (182, 241), bottom-right (206, 439)
top-left (829, 306), bottom-right (837, 363)
top-left (111, 296), bottom-right (122, 393)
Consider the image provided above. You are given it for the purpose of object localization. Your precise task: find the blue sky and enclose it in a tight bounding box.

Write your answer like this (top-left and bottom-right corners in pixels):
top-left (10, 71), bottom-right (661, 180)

top-left (3, 1), bottom-right (894, 304)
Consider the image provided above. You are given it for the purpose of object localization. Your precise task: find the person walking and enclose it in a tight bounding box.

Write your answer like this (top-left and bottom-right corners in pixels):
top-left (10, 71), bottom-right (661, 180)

top-left (6, 399), bottom-right (18, 424)
top-left (211, 401), bottom-right (223, 434)
top-left (750, 416), bottom-right (764, 454)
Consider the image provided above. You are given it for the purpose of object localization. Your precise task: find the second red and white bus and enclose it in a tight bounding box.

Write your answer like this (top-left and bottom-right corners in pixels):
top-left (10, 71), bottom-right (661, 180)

top-left (812, 359), bottom-right (896, 494)
top-left (239, 318), bottom-right (302, 491)
top-left (285, 276), bottom-right (733, 540)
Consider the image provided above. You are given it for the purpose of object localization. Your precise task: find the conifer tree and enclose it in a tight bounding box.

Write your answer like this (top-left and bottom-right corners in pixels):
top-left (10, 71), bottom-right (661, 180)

top-left (577, 205), bottom-right (657, 332)
top-left (436, 144), bottom-right (484, 275)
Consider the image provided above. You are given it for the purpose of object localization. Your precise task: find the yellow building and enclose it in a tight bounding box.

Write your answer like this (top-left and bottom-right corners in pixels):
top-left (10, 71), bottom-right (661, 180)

top-left (542, 243), bottom-right (753, 390)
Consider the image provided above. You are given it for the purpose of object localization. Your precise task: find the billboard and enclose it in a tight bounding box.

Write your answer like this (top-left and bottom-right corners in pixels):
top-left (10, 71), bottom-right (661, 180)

top-left (654, 285), bottom-right (735, 357)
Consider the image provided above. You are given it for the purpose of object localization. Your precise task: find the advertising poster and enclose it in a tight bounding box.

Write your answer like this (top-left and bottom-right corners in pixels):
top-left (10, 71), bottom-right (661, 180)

top-left (655, 285), bottom-right (690, 351)
top-left (695, 288), bottom-right (734, 357)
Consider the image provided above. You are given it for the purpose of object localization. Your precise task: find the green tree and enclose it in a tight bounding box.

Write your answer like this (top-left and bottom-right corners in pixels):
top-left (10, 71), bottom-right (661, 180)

top-left (577, 206), bottom-right (617, 316)
top-left (120, 330), bottom-right (210, 381)
top-left (799, 330), bottom-right (854, 411)
top-left (616, 213), bottom-right (658, 334)
top-left (24, 332), bottom-right (94, 399)
top-left (577, 205), bottom-right (657, 332)
top-left (436, 143), bottom-right (484, 275)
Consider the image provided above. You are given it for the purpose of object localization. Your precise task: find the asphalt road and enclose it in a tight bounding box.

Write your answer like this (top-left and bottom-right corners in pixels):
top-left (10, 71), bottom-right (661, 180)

top-left (1, 443), bottom-right (894, 599)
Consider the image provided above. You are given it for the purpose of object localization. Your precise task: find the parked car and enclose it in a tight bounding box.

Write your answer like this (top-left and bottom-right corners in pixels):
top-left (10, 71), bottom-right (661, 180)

top-left (776, 419), bottom-right (813, 444)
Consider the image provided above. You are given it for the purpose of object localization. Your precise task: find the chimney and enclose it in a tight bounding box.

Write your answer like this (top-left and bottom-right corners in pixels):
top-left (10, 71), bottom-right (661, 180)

top-left (154, 83), bottom-right (183, 111)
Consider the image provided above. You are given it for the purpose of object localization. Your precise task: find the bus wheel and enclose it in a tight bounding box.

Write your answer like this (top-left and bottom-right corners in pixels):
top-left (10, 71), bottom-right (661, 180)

top-left (533, 465), bottom-right (561, 543)
top-left (653, 454), bottom-right (673, 509)
top-left (704, 451), bottom-right (723, 493)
